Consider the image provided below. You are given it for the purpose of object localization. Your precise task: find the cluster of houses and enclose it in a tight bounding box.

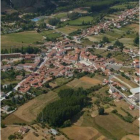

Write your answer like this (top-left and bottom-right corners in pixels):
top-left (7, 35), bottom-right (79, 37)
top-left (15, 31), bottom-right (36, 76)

top-left (15, 39), bottom-right (119, 93)
top-left (81, 7), bottom-right (138, 37)
top-left (1, 36), bottom-right (139, 95)
top-left (1, 54), bottom-right (41, 72)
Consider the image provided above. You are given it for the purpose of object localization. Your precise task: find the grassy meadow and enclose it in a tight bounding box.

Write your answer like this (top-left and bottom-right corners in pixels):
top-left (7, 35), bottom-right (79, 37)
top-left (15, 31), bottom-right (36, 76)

top-left (1, 31), bottom-right (42, 49)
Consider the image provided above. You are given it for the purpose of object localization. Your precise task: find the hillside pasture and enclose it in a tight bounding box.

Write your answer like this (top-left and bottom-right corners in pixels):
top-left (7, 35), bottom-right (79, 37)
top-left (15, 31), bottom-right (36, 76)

top-left (3, 91), bottom-right (59, 124)
top-left (1, 31), bottom-right (42, 49)
top-left (40, 30), bottom-right (61, 39)
top-left (57, 25), bottom-right (84, 34)
top-left (67, 16), bottom-right (93, 25)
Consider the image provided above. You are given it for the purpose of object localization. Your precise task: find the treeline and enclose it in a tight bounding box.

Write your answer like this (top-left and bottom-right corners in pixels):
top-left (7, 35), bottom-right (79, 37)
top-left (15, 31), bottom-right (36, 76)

top-left (37, 85), bottom-right (102, 127)
top-left (2, 12), bottom-right (20, 22)
top-left (55, 0), bottom-right (120, 13)
top-left (89, 0), bottom-right (120, 13)
top-left (1, 46), bottom-right (41, 54)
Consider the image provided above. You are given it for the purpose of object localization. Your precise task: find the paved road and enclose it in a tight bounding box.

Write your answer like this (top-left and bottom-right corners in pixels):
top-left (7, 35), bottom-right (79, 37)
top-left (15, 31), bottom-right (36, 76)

top-left (109, 84), bottom-right (139, 109)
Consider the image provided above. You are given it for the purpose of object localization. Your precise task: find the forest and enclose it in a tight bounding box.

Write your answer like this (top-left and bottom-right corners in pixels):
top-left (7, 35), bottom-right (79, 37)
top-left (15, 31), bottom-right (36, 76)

top-left (37, 85), bottom-right (102, 127)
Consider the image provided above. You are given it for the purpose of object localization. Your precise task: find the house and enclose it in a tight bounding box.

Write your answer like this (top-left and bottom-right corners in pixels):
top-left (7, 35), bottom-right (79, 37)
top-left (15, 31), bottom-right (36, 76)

top-left (48, 129), bottom-right (58, 135)
top-left (129, 105), bottom-right (135, 110)
top-left (134, 77), bottom-right (139, 83)
top-left (1, 65), bottom-right (12, 71)
top-left (2, 105), bottom-right (10, 111)
top-left (112, 92), bottom-right (122, 100)
top-left (18, 127), bottom-right (30, 134)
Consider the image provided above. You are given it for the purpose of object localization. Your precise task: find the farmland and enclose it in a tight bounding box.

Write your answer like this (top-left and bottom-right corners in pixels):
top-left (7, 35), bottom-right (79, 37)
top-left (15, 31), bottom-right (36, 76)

top-left (1, 31), bottom-right (42, 49)
top-left (121, 135), bottom-right (139, 140)
top-left (66, 16), bottom-right (93, 25)
top-left (1, 126), bottom-right (21, 140)
top-left (81, 112), bottom-right (139, 140)
top-left (57, 25), bottom-right (85, 34)
top-left (66, 76), bottom-right (102, 89)
top-left (3, 91), bottom-right (59, 124)
top-left (40, 30), bottom-right (61, 40)
top-left (61, 125), bottom-right (107, 140)
top-left (80, 76), bottom-right (102, 85)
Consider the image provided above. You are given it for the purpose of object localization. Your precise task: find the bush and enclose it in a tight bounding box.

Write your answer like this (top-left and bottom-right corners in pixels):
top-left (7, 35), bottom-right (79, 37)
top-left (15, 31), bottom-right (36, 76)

top-left (111, 109), bottom-right (118, 113)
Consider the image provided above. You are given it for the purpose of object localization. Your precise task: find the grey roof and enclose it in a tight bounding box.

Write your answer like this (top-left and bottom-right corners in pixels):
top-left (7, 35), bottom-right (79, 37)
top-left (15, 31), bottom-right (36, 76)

top-left (131, 93), bottom-right (139, 102)
top-left (130, 87), bottom-right (140, 95)
top-left (49, 129), bottom-right (58, 135)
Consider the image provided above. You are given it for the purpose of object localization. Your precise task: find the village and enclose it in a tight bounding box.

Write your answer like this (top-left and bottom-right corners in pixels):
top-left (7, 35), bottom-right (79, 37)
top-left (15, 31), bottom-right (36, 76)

top-left (1, 4), bottom-right (140, 140)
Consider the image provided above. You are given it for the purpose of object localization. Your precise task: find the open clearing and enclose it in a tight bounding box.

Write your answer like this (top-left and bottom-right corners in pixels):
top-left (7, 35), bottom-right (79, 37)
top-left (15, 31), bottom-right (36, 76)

top-left (80, 76), bottom-right (102, 85)
top-left (3, 91), bottom-right (59, 124)
top-left (61, 125), bottom-right (107, 140)
top-left (121, 134), bottom-right (139, 140)
top-left (1, 31), bottom-right (43, 49)
top-left (67, 78), bottom-right (93, 89)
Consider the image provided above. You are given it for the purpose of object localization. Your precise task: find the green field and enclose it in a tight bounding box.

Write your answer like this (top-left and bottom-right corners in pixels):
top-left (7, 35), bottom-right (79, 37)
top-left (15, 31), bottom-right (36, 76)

top-left (111, 2), bottom-right (138, 10)
top-left (40, 30), bottom-right (61, 39)
top-left (57, 25), bottom-right (85, 34)
top-left (66, 16), bottom-right (93, 25)
top-left (53, 12), bottom-right (67, 19)
top-left (1, 31), bottom-right (42, 49)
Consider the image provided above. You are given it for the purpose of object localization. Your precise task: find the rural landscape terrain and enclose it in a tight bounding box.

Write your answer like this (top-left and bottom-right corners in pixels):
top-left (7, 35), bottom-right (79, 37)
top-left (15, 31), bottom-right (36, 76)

top-left (1, 0), bottom-right (140, 140)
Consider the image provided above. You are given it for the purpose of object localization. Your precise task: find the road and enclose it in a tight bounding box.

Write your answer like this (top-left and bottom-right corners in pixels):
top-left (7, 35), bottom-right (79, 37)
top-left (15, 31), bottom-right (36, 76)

top-left (109, 84), bottom-right (139, 109)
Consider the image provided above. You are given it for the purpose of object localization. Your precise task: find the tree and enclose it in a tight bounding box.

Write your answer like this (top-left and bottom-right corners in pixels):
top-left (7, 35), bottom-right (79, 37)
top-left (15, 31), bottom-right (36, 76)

top-left (102, 36), bottom-right (109, 43)
top-left (22, 71), bottom-right (25, 77)
top-left (67, 12), bottom-right (79, 20)
top-left (98, 107), bottom-right (104, 115)
top-left (134, 34), bottom-right (139, 45)
top-left (44, 82), bottom-right (50, 88)
top-left (63, 120), bottom-right (71, 127)
top-left (111, 109), bottom-right (118, 113)
top-left (1, 123), bottom-right (6, 128)
top-left (8, 135), bottom-right (16, 140)
top-left (39, 22), bottom-right (46, 29)
top-left (48, 18), bottom-right (60, 26)
top-left (114, 40), bottom-right (124, 51)
top-left (106, 53), bottom-right (112, 58)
